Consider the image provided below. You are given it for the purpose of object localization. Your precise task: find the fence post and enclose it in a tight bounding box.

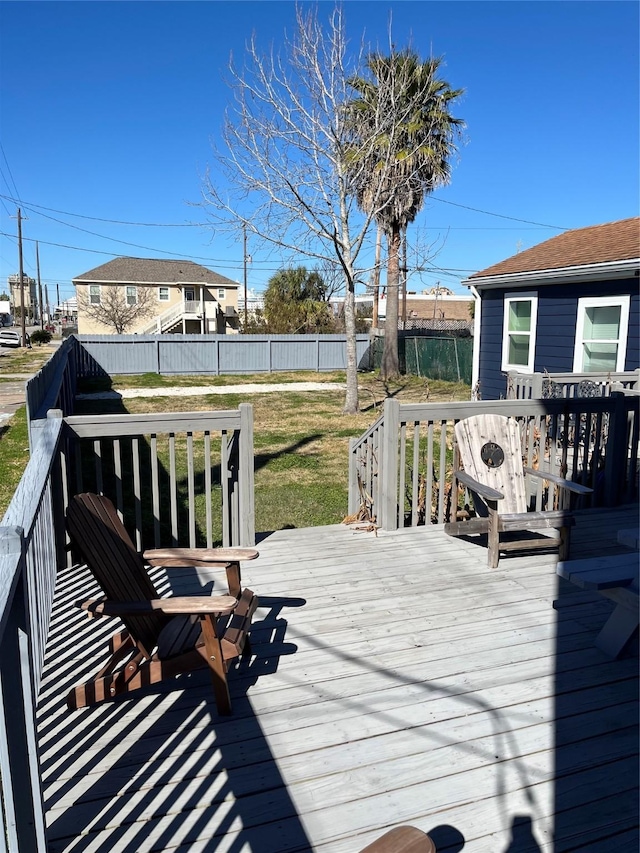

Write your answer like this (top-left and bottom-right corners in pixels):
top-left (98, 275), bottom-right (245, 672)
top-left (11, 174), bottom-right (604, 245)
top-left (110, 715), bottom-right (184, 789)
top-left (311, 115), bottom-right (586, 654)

top-left (0, 527), bottom-right (47, 853)
top-left (237, 403), bottom-right (255, 546)
top-left (348, 438), bottom-right (358, 516)
top-left (532, 372), bottom-right (543, 399)
top-left (380, 397), bottom-right (400, 530)
top-left (603, 392), bottom-right (629, 506)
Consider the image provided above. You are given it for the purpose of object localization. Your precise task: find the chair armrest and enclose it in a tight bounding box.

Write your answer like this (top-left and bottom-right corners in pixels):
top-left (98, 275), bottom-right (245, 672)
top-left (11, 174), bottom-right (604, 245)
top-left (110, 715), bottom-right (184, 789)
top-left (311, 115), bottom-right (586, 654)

top-left (143, 547), bottom-right (259, 566)
top-left (454, 469), bottom-right (504, 501)
top-left (76, 595), bottom-right (238, 617)
top-left (523, 466), bottom-right (593, 495)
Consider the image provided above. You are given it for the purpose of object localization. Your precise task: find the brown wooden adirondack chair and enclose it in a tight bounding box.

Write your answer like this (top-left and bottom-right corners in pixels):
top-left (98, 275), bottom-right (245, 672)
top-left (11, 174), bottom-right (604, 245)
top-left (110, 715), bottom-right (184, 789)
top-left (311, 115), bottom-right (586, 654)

top-left (358, 826), bottom-right (436, 852)
top-left (66, 492), bottom-right (259, 715)
top-left (444, 414), bottom-right (592, 568)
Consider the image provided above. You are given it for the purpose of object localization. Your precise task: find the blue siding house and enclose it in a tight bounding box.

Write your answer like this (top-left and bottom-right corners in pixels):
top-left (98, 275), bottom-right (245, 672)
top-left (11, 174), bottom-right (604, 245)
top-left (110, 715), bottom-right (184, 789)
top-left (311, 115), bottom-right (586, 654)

top-left (464, 217), bottom-right (639, 400)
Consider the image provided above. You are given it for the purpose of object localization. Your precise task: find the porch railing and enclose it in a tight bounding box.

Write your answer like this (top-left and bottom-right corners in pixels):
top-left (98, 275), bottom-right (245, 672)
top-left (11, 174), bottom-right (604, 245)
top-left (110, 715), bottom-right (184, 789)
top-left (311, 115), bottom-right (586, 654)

top-left (0, 400), bottom-right (255, 850)
top-left (349, 394), bottom-right (640, 531)
top-left (506, 369), bottom-right (640, 400)
top-left (61, 405), bottom-right (255, 551)
top-left (0, 416), bottom-right (66, 852)
top-left (25, 338), bottom-right (78, 442)
top-left (139, 299), bottom-right (201, 335)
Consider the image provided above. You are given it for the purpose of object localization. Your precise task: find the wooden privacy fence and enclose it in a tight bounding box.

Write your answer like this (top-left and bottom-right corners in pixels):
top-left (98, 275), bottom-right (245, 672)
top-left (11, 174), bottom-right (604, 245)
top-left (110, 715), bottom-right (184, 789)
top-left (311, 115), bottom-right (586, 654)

top-left (72, 333), bottom-right (373, 376)
top-left (349, 394), bottom-right (640, 531)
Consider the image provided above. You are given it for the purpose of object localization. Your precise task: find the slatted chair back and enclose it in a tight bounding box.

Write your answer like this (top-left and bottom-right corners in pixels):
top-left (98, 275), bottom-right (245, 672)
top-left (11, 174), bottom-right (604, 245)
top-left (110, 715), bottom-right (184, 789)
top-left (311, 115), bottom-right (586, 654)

top-left (66, 493), bottom-right (168, 658)
top-left (455, 413), bottom-right (527, 515)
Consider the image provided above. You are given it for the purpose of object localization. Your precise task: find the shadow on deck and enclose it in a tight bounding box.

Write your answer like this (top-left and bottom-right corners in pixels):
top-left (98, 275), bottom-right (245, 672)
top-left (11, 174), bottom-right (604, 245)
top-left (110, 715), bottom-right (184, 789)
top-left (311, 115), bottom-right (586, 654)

top-left (37, 505), bottom-right (639, 852)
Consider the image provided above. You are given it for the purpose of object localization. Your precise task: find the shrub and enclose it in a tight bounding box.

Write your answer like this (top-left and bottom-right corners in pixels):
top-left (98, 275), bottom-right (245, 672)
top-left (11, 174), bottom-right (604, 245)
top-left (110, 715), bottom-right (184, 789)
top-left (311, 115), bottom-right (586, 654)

top-left (30, 329), bottom-right (52, 346)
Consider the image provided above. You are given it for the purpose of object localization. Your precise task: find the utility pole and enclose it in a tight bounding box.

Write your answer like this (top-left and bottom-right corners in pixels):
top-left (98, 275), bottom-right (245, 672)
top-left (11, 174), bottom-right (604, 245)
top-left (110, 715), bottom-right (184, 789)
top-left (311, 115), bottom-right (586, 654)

top-left (243, 223), bottom-right (248, 332)
top-left (16, 208), bottom-right (27, 347)
top-left (371, 224), bottom-right (382, 330)
top-left (45, 284), bottom-right (50, 326)
top-left (36, 241), bottom-right (43, 329)
top-left (400, 225), bottom-right (407, 328)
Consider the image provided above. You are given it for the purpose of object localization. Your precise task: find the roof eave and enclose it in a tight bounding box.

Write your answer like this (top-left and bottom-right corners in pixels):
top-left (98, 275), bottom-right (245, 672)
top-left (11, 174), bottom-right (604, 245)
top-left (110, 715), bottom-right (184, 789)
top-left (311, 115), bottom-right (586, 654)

top-left (72, 279), bottom-right (238, 286)
top-left (463, 258), bottom-right (640, 291)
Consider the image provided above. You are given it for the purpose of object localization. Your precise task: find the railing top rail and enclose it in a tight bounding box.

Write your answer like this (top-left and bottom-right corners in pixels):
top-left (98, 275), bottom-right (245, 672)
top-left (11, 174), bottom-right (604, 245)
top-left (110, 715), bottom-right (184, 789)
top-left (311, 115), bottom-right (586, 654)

top-left (350, 411), bottom-right (385, 453)
top-left (63, 406), bottom-right (247, 438)
top-left (395, 395), bottom-right (637, 424)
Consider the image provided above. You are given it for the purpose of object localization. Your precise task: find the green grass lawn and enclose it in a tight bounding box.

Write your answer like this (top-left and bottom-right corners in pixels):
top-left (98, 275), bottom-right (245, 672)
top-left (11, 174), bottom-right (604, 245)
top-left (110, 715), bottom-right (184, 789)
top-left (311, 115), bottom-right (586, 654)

top-left (0, 406), bottom-right (30, 517)
top-left (1, 368), bottom-right (471, 530)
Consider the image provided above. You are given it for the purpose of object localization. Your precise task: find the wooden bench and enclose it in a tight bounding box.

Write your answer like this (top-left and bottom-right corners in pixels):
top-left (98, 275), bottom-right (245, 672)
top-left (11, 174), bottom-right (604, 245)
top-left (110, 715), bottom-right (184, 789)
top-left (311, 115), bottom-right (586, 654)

top-left (557, 553), bottom-right (639, 657)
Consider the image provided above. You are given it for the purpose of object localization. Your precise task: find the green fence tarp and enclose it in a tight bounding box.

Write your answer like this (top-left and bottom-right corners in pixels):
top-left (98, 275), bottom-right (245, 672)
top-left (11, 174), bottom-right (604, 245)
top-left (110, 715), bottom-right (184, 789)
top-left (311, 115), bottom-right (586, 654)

top-left (373, 335), bottom-right (472, 383)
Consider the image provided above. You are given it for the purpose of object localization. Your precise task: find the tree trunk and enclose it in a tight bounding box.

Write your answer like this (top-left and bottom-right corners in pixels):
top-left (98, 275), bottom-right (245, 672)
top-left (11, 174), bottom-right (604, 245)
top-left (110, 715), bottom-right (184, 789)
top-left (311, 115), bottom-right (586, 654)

top-left (342, 278), bottom-right (359, 414)
top-left (381, 223), bottom-right (401, 379)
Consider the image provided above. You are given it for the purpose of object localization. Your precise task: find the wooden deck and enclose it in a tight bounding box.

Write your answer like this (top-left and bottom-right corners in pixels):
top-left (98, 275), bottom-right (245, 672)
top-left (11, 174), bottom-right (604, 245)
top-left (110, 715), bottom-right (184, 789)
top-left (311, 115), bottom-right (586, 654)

top-left (37, 506), bottom-right (639, 853)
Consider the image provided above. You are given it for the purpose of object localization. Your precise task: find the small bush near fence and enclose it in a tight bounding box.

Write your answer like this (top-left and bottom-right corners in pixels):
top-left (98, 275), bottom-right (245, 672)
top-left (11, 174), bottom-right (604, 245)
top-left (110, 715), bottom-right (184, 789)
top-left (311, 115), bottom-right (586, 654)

top-left (372, 334), bottom-right (473, 384)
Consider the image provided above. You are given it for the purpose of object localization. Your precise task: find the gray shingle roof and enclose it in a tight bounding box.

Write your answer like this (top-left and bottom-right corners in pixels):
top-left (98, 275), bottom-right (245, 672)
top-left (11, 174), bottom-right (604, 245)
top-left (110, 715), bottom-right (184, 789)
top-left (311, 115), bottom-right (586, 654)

top-left (73, 257), bottom-right (239, 287)
top-left (469, 217), bottom-right (640, 280)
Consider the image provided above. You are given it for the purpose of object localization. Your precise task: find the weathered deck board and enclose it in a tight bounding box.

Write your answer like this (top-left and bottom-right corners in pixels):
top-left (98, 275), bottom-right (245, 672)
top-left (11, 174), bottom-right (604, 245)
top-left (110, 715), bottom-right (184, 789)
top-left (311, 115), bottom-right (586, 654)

top-left (37, 506), bottom-right (639, 852)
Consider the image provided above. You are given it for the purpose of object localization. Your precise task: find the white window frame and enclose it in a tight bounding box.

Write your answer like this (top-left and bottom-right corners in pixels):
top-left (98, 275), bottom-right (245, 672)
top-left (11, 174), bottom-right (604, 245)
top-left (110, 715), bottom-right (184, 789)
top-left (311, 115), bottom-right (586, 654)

top-left (501, 291), bottom-right (538, 372)
top-left (89, 285), bottom-right (101, 305)
top-left (125, 286), bottom-right (137, 306)
top-left (573, 294), bottom-right (630, 373)
top-left (158, 286), bottom-right (170, 302)
top-left (217, 288), bottom-right (225, 300)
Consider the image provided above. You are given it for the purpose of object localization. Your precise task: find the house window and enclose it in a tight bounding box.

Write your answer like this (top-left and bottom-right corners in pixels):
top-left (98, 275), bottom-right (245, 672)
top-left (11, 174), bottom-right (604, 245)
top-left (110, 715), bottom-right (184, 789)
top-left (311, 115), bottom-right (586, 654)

top-left (158, 287), bottom-right (170, 301)
top-left (501, 292), bottom-right (538, 372)
top-left (126, 286), bottom-right (137, 306)
top-left (217, 288), bottom-right (225, 300)
top-left (573, 295), bottom-right (630, 372)
top-left (89, 285), bottom-right (101, 305)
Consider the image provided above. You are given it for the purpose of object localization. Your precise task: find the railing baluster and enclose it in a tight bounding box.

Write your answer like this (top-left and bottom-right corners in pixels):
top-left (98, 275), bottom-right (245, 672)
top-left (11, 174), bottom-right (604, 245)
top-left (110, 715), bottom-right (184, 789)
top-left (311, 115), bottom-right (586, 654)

top-left (426, 422), bottom-right (434, 526)
top-left (204, 431), bottom-right (213, 548)
top-left (187, 432), bottom-right (196, 547)
top-left (132, 437), bottom-right (142, 551)
top-left (411, 422), bottom-right (420, 527)
top-left (150, 433), bottom-right (160, 547)
top-left (169, 433), bottom-right (178, 546)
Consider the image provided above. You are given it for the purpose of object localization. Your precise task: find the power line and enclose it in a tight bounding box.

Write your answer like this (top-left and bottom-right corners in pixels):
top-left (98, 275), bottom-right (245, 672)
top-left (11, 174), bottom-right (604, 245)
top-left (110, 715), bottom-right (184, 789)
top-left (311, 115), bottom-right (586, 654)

top-left (0, 145), bottom-right (22, 203)
top-left (1, 191), bottom-right (568, 232)
top-left (0, 193), bottom-right (204, 227)
top-left (429, 197), bottom-right (566, 230)
top-left (0, 229), bottom-right (245, 268)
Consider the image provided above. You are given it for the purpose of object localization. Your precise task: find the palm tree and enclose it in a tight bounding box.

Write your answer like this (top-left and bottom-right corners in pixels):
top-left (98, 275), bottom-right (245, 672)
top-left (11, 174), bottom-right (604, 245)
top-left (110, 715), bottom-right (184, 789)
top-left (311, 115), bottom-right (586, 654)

top-left (348, 51), bottom-right (464, 378)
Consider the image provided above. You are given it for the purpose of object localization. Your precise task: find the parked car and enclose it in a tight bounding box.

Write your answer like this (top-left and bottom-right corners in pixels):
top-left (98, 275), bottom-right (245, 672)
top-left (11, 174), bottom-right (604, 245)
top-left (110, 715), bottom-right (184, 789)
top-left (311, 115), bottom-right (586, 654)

top-left (0, 329), bottom-right (31, 348)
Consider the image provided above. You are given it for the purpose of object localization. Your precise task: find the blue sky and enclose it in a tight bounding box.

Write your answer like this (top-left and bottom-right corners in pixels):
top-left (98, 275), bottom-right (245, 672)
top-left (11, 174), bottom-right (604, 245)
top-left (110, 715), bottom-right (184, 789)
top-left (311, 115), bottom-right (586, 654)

top-left (0, 1), bottom-right (638, 305)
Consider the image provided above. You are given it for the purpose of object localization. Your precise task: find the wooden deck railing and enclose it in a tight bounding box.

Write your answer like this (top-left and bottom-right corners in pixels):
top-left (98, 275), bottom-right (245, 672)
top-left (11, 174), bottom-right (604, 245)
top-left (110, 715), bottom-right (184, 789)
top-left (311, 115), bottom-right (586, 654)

top-left (506, 369), bottom-right (640, 400)
top-left (349, 394), bottom-right (640, 531)
top-left (0, 416), bottom-right (65, 852)
top-left (1, 401), bottom-right (255, 850)
top-left (25, 338), bottom-right (78, 445)
top-left (60, 405), bottom-right (255, 551)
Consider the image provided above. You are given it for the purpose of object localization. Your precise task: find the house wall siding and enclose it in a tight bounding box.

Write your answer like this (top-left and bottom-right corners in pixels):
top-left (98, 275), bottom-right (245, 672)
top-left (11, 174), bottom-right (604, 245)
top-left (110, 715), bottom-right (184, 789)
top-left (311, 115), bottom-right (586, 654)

top-left (478, 276), bottom-right (640, 400)
top-left (75, 282), bottom-right (239, 335)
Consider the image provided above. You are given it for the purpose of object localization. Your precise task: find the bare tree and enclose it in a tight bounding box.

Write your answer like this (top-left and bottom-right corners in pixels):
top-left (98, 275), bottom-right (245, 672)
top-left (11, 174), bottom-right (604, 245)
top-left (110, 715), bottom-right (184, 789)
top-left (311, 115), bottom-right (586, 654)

top-left (77, 285), bottom-right (157, 334)
top-left (203, 6), bottom-right (389, 414)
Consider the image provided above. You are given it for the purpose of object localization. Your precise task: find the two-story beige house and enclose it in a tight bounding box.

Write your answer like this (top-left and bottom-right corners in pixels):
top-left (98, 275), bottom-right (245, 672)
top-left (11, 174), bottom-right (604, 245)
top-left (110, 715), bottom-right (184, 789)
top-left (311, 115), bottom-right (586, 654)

top-left (73, 257), bottom-right (241, 335)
